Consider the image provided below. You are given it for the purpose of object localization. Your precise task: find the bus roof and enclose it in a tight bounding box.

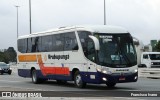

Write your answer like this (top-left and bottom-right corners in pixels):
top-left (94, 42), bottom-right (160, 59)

top-left (18, 25), bottom-right (129, 39)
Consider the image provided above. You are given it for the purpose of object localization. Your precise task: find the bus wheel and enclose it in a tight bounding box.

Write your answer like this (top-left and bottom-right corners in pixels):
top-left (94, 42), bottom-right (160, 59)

top-left (32, 69), bottom-right (40, 84)
top-left (74, 71), bottom-right (86, 88)
top-left (106, 82), bottom-right (116, 88)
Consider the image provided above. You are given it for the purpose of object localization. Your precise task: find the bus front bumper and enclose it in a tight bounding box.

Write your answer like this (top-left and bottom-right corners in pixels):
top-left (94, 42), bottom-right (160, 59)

top-left (81, 72), bottom-right (138, 84)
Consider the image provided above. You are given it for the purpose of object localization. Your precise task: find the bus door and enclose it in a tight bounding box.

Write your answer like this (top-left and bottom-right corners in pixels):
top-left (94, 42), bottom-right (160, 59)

top-left (86, 38), bottom-right (97, 73)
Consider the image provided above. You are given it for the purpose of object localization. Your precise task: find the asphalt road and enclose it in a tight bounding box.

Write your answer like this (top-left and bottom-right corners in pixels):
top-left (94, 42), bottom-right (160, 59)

top-left (0, 67), bottom-right (160, 100)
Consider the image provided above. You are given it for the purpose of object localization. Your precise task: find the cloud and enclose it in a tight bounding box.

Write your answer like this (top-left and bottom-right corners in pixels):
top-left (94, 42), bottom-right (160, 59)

top-left (0, 0), bottom-right (160, 49)
top-left (105, 0), bottom-right (160, 44)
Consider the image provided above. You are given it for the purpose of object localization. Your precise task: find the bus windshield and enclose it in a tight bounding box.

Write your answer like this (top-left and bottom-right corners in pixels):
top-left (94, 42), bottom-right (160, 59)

top-left (149, 54), bottom-right (160, 60)
top-left (95, 33), bottom-right (137, 68)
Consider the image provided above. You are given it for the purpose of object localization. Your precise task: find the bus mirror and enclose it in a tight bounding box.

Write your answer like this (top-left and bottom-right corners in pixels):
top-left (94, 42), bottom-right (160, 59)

top-left (134, 41), bottom-right (139, 46)
top-left (133, 37), bottom-right (139, 46)
top-left (89, 35), bottom-right (100, 50)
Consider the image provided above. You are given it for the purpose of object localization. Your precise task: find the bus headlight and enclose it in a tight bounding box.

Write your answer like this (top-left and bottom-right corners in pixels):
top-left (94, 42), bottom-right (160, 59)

top-left (134, 69), bottom-right (138, 73)
top-left (102, 70), bottom-right (107, 74)
top-left (96, 68), bottom-right (111, 74)
top-left (96, 68), bottom-right (101, 72)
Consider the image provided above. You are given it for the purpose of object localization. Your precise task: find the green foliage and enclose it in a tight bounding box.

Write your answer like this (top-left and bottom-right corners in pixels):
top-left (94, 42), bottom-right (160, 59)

top-left (155, 40), bottom-right (160, 52)
top-left (0, 47), bottom-right (17, 64)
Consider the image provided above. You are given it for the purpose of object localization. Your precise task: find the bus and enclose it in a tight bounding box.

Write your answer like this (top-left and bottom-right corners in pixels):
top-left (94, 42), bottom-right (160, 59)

top-left (17, 25), bottom-right (138, 88)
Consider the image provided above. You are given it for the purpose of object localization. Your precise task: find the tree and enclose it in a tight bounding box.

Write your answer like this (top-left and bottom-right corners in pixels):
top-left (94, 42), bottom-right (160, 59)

top-left (155, 40), bottom-right (160, 52)
top-left (0, 47), bottom-right (17, 64)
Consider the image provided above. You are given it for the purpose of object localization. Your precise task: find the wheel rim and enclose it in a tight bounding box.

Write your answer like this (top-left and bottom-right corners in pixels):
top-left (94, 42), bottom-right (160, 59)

top-left (76, 74), bottom-right (82, 86)
top-left (32, 71), bottom-right (37, 82)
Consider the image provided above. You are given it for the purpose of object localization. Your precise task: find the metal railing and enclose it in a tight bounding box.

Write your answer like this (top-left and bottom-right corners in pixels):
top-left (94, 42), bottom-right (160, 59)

top-left (138, 68), bottom-right (160, 79)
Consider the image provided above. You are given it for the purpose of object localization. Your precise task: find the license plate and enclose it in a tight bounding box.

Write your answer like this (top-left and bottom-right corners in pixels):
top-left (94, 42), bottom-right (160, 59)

top-left (119, 77), bottom-right (125, 81)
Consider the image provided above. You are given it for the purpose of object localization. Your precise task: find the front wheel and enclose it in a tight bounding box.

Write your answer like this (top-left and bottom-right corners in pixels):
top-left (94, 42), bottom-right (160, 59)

top-left (8, 71), bottom-right (12, 75)
top-left (106, 82), bottom-right (116, 88)
top-left (74, 71), bottom-right (86, 88)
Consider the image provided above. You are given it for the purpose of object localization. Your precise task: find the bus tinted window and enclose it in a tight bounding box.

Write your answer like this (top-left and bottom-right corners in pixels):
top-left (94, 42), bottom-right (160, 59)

top-left (31, 37), bottom-right (40, 52)
top-left (54, 34), bottom-right (64, 51)
top-left (41, 35), bottom-right (53, 52)
top-left (78, 31), bottom-right (91, 56)
top-left (27, 38), bottom-right (32, 53)
top-left (37, 37), bottom-right (42, 52)
top-left (18, 39), bottom-right (27, 53)
top-left (64, 32), bottom-right (78, 51)
top-left (18, 32), bottom-right (78, 53)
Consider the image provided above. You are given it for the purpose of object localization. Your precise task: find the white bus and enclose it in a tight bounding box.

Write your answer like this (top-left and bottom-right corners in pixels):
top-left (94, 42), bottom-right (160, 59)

top-left (17, 25), bottom-right (138, 88)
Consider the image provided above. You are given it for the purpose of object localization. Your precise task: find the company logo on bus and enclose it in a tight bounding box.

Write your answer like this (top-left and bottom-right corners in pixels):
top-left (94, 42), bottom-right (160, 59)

top-left (116, 65), bottom-right (126, 67)
top-left (48, 54), bottom-right (69, 60)
top-left (116, 69), bottom-right (129, 71)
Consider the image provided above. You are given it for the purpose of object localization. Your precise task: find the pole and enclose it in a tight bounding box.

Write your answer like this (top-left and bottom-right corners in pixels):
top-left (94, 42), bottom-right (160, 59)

top-left (29, 0), bottom-right (32, 34)
top-left (104, 0), bottom-right (106, 25)
top-left (15, 6), bottom-right (20, 38)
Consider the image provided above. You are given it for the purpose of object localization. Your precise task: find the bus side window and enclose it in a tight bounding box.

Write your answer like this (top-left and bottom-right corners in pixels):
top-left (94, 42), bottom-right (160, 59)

top-left (54, 34), bottom-right (64, 51)
top-left (78, 31), bottom-right (91, 57)
top-left (37, 37), bottom-right (42, 52)
top-left (18, 39), bottom-right (26, 53)
top-left (64, 32), bottom-right (78, 51)
top-left (31, 37), bottom-right (39, 52)
top-left (31, 37), bottom-right (36, 52)
top-left (27, 38), bottom-right (32, 53)
top-left (41, 35), bottom-right (53, 52)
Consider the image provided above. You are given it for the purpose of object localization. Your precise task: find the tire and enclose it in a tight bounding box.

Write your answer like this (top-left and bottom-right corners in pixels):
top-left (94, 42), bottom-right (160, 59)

top-left (74, 71), bottom-right (86, 88)
top-left (31, 69), bottom-right (41, 84)
top-left (106, 82), bottom-right (116, 88)
top-left (8, 71), bottom-right (12, 75)
top-left (1, 72), bottom-right (3, 75)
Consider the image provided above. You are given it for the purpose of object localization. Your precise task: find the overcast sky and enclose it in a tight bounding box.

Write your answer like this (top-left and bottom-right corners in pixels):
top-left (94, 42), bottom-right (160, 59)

top-left (0, 0), bottom-right (160, 50)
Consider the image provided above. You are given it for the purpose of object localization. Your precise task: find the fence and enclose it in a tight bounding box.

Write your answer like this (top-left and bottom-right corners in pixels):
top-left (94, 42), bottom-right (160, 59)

top-left (138, 68), bottom-right (160, 79)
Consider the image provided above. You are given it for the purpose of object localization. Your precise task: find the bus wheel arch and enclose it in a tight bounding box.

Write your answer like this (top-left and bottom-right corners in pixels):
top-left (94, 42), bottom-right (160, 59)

top-left (31, 67), bottom-right (35, 77)
top-left (31, 67), bottom-right (41, 84)
top-left (72, 68), bottom-right (79, 80)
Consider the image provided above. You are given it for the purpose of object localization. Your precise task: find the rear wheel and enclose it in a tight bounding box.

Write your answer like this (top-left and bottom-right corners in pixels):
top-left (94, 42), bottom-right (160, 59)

top-left (74, 71), bottom-right (86, 88)
top-left (31, 69), bottom-right (41, 84)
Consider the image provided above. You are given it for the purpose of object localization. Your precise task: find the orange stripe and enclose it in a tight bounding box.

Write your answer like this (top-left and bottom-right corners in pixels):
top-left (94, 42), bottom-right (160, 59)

top-left (18, 55), bottom-right (37, 62)
top-left (41, 67), bottom-right (70, 75)
top-left (37, 55), bottom-right (70, 76)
